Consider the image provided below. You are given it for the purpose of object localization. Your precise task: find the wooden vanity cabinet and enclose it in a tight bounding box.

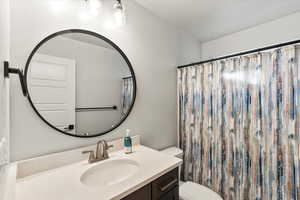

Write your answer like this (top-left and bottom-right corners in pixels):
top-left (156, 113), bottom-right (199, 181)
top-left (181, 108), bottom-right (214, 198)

top-left (157, 186), bottom-right (179, 200)
top-left (122, 184), bottom-right (152, 200)
top-left (122, 168), bottom-right (179, 200)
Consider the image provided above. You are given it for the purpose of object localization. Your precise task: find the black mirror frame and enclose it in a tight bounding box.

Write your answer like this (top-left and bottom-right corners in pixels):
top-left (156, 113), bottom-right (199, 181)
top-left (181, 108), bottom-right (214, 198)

top-left (24, 29), bottom-right (137, 138)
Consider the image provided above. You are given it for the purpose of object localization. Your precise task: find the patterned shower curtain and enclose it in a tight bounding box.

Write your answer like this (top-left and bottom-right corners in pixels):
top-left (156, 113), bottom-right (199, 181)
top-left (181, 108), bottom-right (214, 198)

top-left (121, 77), bottom-right (134, 116)
top-left (178, 45), bottom-right (300, 200)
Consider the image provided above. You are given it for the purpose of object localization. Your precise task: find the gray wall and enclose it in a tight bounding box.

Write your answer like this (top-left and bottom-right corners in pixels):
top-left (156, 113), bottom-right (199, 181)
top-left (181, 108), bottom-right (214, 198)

top-left (178, 30), bottom-right (201, 66)
top-left (10, 0), bottom-right (201, 161)
top-left (201, 11), bottom-right (300, 60)
top-left (0, 0), bottom-right (10, 198)
top-left (0, 0), bottom-right (10, 166)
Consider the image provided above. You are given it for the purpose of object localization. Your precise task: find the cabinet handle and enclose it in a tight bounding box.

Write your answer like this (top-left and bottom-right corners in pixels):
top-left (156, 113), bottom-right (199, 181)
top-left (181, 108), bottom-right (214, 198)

top-left (159, 179), bottom-right (178, 192)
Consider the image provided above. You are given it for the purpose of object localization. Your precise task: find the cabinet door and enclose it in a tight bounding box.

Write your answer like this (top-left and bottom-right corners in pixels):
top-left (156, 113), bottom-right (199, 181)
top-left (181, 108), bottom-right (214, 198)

top-left (159, 186), bottom-right (179, 200)
top-left (152, 168), bottom-right (179, 200)
top-left (122, 184), bottom-right (151, 200)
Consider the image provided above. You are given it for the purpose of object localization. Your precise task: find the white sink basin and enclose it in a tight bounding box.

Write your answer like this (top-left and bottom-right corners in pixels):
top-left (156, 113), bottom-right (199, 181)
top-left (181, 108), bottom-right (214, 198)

top-left (80, 159), bottom-right (140, 187)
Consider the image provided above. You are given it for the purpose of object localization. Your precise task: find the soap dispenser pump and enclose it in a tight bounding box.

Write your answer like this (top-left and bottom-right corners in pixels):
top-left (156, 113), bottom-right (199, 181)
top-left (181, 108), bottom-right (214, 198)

top-left (124, 129), bottom-right (133, 154)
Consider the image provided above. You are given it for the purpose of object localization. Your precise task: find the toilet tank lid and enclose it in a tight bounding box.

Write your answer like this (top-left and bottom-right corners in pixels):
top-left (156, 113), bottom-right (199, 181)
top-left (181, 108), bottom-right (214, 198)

top-left (161, 147), bottom-right (183, 157)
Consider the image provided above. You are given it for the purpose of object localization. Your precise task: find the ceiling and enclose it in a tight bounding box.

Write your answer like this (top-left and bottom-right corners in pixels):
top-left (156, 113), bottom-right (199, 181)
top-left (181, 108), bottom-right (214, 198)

top-left (135, 0), bottom-right (300, 42)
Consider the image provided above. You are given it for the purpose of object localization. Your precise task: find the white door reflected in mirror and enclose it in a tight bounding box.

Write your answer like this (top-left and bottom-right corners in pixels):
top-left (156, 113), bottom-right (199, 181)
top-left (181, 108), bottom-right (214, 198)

top-left (29, 54), bottom-right (76, 134)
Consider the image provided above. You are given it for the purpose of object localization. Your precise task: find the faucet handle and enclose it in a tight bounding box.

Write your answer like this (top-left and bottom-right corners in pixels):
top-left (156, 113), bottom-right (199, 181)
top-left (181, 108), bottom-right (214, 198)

top-left (99, 140), bottom-right (114, 150)
top-left (101, 142), bottom-right (114, 159)
top-left (82, 150), bottom-right (95, 163)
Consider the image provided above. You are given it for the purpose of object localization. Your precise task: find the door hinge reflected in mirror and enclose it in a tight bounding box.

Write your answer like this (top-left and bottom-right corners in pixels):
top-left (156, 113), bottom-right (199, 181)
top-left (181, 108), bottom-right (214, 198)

top-left (3, 61), bottom-right (28, 97)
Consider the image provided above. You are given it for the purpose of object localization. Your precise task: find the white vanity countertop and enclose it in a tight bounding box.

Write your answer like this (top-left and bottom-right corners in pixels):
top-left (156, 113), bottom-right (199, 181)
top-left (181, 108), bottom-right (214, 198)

top-left (15, 145), bottom-right (182, 200)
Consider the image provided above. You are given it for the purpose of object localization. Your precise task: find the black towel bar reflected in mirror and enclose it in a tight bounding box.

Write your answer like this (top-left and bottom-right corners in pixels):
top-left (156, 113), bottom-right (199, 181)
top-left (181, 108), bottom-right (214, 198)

top-left (75, 106), bottom-right (118, 112)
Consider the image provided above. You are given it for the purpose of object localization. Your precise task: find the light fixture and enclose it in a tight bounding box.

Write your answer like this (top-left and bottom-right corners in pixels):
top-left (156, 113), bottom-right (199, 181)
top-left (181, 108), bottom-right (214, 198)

top-left (114, 0), bottom-right (126, 26)
top-left (85, 0), bottom-right (102, 16)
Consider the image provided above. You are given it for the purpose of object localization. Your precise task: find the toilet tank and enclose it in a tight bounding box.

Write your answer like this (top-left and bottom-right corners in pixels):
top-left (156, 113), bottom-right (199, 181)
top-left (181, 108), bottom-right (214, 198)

top-left (161, 147), bottom-right (183, 159)
top-left (161, 147), bottom-right (183, 182)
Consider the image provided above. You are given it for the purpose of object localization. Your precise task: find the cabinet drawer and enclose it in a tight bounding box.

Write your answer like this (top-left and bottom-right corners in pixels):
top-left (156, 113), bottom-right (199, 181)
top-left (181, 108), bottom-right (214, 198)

top-left (152, 168), bottom-right (179, 200)
top-left (121, 184), bottom-right (151, 200)
top-left (159, 186), bottom-right (179, 200)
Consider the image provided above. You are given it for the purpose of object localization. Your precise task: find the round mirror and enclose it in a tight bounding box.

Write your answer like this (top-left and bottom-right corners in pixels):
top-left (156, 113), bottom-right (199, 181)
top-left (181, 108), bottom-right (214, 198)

top-left (25, 29), bottom-right (136, 138)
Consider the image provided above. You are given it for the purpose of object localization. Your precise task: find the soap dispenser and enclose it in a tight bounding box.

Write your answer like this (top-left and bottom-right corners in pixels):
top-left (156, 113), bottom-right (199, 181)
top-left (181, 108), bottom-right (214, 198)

top-left (124, 129), bottom-right (133, 154)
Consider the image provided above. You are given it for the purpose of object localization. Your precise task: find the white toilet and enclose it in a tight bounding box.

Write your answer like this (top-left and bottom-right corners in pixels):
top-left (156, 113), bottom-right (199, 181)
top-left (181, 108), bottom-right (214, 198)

top-left (161, 147), bottom-right (223, 200)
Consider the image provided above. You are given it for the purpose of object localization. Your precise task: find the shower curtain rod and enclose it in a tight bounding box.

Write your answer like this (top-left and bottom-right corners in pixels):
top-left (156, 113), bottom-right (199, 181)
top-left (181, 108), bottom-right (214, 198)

top-left (177, 39), bottom-right (300, 69)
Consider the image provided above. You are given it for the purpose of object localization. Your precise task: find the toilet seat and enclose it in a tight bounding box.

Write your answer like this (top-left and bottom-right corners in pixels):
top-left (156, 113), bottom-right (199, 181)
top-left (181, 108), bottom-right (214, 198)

top-left (160, 147), bottom-right (223, 200)
top-left (179, 182), bottom-right (223, 200)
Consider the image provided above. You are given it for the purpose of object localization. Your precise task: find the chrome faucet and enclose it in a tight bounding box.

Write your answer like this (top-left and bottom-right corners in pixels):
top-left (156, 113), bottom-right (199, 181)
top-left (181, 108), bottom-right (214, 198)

top-left (82, 140), bottom-right (114, 164)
